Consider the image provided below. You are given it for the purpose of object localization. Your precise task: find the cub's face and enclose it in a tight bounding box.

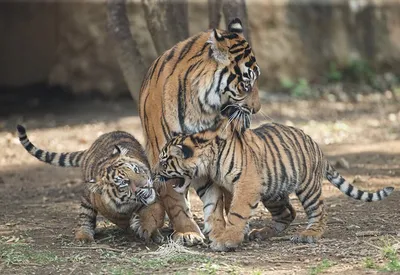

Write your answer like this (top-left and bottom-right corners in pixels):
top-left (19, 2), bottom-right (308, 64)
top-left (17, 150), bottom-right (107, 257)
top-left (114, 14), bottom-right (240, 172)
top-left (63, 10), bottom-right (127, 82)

top-left (90, 147), bottom-right (156, 205)
top-left (156, 136), bottom-right (209, 193)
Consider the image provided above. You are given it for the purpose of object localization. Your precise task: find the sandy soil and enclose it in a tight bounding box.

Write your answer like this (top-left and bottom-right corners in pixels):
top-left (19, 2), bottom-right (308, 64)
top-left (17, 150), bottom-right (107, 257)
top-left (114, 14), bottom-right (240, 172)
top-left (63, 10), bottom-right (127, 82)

top-left (0, 94), bottom-right (399, 274)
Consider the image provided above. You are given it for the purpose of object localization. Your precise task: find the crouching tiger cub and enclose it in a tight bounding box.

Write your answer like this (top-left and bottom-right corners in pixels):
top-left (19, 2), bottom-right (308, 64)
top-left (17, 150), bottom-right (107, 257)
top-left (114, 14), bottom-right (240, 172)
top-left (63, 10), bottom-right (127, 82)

top-left (155, 116), bottom-right (394, 251)
top-left (17, 125), bottom-right (164, 243)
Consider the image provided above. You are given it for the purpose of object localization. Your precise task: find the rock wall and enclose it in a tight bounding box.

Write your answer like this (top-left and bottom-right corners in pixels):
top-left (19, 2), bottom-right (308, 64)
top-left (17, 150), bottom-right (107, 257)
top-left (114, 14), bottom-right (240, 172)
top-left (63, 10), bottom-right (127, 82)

top-left (1, 0), bottom-right (399, 97)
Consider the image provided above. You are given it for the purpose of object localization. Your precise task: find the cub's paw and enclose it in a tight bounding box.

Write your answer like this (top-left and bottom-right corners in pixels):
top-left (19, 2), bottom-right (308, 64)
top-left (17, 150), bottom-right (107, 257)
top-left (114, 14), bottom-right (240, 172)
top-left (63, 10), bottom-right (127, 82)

top-left (291, 230), bottom-right (322, 244)
top-left (151, 229), bottom-right (165, 244)
top-left (209, 232), bottom-right (243, 252)
top-left (210, 238), bottom-right (240, 252)
top-left (249, 226), bottom-right (278, 241)
top-left (130, 217), bottom-right (164, 244)
top-left (74, 229), bottom-right (95, 243)
top-left (172, 232), bottom-right (204, 246)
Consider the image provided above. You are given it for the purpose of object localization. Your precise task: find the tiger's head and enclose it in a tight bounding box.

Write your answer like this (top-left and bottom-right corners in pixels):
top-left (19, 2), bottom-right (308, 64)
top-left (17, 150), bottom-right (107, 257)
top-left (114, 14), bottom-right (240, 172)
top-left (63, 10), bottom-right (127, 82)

top-left (209, 18), bottom-right (261, 128)
top-left (155, 132), bottom-right (216, 194)
top-left (89, 145), bottom-right (156, 205)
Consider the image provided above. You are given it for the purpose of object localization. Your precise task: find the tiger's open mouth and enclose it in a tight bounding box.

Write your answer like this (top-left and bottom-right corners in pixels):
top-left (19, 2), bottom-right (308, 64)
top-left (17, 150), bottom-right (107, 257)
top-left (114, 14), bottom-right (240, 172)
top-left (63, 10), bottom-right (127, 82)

top-left (154, 175), bottom-right (189, 194)
top-left (171, 178), bottom-right (190, 194)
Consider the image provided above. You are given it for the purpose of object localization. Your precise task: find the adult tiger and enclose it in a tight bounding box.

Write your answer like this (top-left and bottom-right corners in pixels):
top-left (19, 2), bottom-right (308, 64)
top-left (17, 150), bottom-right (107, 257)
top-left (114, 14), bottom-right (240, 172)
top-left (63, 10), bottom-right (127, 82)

top-left (17, 125), bottom-right (164, 243)
top-left (108, 1), bottom-right (261, 244)
top-left (155, 116), bottom-right (394, 251)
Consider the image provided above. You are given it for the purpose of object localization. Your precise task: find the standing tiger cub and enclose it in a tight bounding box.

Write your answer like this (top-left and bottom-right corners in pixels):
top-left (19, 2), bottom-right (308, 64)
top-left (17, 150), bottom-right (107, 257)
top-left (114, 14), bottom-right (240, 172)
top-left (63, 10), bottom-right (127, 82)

top-left (17, 125), bottom-right (164, 243)
top-left (156, 118), bottom-right (394, 251)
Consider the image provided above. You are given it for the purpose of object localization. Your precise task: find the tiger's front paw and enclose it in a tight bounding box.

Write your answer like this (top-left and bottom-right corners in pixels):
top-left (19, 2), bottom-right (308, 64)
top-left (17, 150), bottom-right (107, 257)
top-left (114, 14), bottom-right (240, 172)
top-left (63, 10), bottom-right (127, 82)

top-left (130, 217), bottom-right (164, 244)
top-left (291, 229), bottom-right (322, 244)
top-left (172, 232), bottom-right (204, 246)
top-left (74, 228), bottom-right (95, 243)
top-left (210, 230), bottom-right (244, 252)
top-left (249, 226), bottom-right (278, 241)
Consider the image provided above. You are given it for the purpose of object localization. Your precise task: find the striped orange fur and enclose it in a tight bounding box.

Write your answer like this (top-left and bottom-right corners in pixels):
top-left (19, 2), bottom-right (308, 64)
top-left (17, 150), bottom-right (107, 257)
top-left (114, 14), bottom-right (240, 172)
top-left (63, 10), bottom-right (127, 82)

top-left (17, 125), bottom-right (164, 243)
top-left (138, 18), bottom-right (261, 244)
top-left (156, 118), bottom-right (394, 251)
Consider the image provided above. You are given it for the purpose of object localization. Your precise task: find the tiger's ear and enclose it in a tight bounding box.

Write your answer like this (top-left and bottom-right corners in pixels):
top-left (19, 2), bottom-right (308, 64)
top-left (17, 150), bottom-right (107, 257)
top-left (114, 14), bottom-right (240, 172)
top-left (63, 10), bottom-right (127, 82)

top-left (170, 144), bottom-right (193, 159)
top-left (113, 145), bottom-right (128, 156)
top-left (228, 18), bottom-right (243, 34)
top-left (210, 29), bottom-right (230, 64)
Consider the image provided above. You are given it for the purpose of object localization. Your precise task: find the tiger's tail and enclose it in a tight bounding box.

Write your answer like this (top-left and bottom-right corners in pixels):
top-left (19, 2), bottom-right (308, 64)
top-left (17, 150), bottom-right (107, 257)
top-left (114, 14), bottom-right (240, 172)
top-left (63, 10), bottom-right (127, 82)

top-left (325, 162), bottom-right (394, 202)
top-left (17, 125), bottom-right (85, 168)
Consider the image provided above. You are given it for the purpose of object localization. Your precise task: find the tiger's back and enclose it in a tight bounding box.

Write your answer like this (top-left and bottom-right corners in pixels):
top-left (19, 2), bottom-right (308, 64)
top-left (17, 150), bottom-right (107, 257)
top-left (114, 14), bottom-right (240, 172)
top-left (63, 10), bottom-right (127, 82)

top-left (79, 131), bottom-right (150, 182)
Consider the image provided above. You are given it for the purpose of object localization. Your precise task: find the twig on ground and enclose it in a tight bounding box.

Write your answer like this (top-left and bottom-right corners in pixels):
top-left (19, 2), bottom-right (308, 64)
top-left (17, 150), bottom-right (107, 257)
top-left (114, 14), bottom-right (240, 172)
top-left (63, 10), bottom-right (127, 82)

top-left (363, 240), bottom-right (383, 250)
top-left (291, 220), bottom-right (344, 226)
top-left (356, 231), bottom-right (398, 238)
top-left (145, 237), bottom-right (200, 257)
top-left (61, 245), bottom-right (125, 252)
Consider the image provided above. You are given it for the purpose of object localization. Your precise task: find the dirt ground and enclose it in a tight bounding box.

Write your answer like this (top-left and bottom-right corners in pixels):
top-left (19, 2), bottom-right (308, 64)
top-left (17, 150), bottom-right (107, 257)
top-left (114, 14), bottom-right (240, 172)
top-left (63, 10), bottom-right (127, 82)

top-left (0, 93), bottom-right (399, 275)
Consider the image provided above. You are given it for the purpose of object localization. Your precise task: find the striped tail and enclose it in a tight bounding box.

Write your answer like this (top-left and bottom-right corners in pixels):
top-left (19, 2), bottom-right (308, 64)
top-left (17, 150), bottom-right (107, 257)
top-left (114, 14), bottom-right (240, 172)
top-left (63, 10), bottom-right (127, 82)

top-left (325, 162), bottom-right (394, 202)
top-left (17, 125), bottom-right (85, 168)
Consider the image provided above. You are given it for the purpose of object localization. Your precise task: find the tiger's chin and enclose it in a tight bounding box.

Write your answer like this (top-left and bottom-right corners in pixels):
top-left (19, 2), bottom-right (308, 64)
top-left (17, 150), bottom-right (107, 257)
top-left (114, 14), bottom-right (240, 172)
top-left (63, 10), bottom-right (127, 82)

top-left (221, 104), bottom-right (252, 131)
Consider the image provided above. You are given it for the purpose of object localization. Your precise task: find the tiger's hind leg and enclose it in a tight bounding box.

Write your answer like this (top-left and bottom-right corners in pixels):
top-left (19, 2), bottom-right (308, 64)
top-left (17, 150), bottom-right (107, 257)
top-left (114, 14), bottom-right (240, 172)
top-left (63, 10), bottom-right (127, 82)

top-left (75, 196), bottom-right (97, 242)
top-left (249, 197), bottom-right (296, 241)
top-left (291, 180), bottom-right (327, 243)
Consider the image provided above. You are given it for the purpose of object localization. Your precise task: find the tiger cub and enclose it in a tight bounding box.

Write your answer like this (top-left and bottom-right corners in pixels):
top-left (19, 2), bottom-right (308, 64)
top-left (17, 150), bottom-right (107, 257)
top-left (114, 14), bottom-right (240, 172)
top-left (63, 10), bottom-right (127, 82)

top-left (17, 125), bottom-right (164, 243)
top-left (155, 118), bottom-right (394, 251)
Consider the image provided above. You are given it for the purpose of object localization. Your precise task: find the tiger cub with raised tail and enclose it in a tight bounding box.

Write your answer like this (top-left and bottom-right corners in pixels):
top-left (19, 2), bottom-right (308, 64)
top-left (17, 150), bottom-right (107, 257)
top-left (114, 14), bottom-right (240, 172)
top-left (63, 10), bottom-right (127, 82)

top-left (17, 125), bottom-right (164, 243)
top-left (156, 118), bottom-right (394, 251)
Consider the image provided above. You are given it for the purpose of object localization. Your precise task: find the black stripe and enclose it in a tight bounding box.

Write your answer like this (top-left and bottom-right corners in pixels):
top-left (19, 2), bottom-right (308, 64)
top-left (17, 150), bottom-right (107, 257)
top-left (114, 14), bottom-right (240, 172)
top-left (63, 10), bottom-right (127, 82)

top-left (170, 35), bottom-right (201, 75)
top-left (249, 203), bottom-right (258, 209)
top-left (188, 42), bottom-right (209, 61)
top-left (229, 48), bottom-right (244, 55)
top-left (25, 143), bottom-right (34, 151)
top-left (245, 59), bottom-right (255, 67)
top-left (224, 33), bottom-right (239, 39)
top-left (345, 184), bottom-right (354, 197)
top-left (229, 40), bottom-right (246, 51)
top-left (190, 135), bottom-right (209, 144)
top-left (232, 172), bottom-right (241, 184)
top-left (356, 190), bottom-right (364, 200)
top-left (45, 152), bottom-right (57, 163)
top-left (234, 54), bottom-right (243, 63)
top-left (157, 47), bottom-right (176, 81)
top-left (58, 153), bottom-right (66, 166)
top-left (34, 149), bottom-right (43, 159)
top-left (177, 78), bottom-right (186, 132)
top-left (196, 180), bottom-right (213, 198)
top-left (243, 48), bottom-right (252, 59)
top-left (80, 203), bottom-right (95, 212)
top-left (303, 188), bottom-right (321, 210)
top-left (230, 212), bottom-right (247, 220)
top-left (203, 203), bottom-right (214, 210)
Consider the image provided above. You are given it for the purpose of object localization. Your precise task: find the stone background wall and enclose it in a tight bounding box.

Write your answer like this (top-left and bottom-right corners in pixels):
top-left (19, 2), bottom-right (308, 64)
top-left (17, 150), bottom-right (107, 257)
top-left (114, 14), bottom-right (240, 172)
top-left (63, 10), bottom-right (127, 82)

top-left (1, 0), bottom-right (399, 97)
